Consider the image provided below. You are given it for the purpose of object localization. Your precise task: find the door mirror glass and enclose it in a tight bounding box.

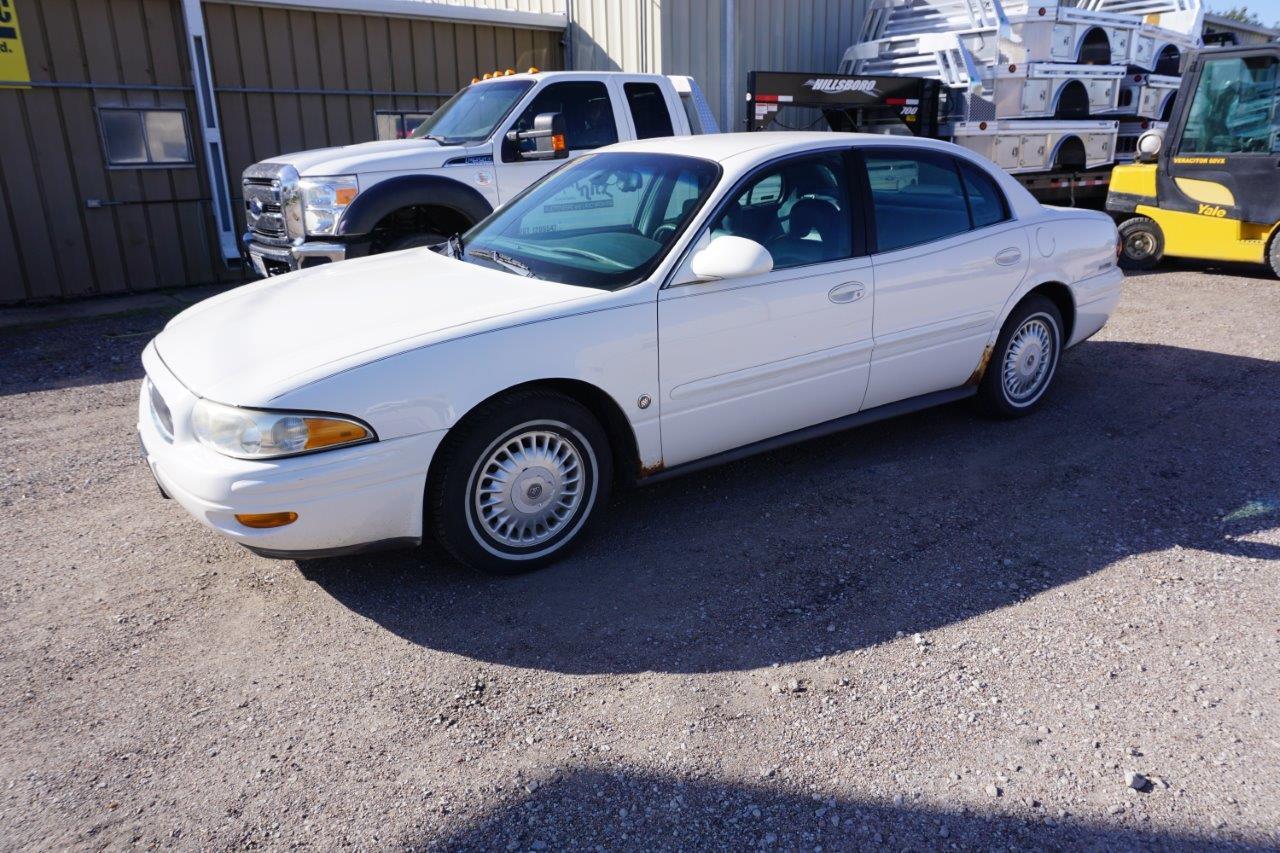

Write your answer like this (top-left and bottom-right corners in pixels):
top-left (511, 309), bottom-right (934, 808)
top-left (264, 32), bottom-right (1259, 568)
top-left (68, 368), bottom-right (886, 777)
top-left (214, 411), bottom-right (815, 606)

top-left (506, 112), bottom-right (567, 160)
top-left (690, 235), bottom-right (774, 281)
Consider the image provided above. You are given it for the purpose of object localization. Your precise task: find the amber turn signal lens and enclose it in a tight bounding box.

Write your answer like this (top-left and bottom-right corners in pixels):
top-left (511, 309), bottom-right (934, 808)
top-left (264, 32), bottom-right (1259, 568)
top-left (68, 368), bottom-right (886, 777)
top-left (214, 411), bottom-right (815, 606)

top-left (334, 187), bottom-right (358, 206)
top-left (235, 511), bottom-right (298, 529)
top-left (303, 418), bottom-right (371, 450)
top-left (551, 133), bottom-right (566, 152)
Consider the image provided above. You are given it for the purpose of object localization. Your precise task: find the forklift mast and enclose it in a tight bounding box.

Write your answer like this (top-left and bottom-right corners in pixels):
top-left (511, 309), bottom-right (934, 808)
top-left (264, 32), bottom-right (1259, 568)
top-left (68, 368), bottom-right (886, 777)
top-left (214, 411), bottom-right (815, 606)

top-left (745, 71), bottom-right (942, 138)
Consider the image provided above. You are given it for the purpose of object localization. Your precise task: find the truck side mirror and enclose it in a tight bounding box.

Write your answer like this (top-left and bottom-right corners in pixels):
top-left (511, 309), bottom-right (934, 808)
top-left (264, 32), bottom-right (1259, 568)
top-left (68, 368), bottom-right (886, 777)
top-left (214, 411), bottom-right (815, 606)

top-left (505, 112), bottom-right (568, 161)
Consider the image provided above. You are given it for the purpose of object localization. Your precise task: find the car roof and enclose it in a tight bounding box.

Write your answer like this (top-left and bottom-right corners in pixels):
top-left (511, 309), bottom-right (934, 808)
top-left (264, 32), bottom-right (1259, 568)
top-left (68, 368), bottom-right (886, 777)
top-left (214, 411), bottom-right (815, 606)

top-left (604, 132), bottom-right (1043, 218)
top-left (610, 131), bottom-right (972, 162)
top-left (611, 131), bottom-right (1003, 169)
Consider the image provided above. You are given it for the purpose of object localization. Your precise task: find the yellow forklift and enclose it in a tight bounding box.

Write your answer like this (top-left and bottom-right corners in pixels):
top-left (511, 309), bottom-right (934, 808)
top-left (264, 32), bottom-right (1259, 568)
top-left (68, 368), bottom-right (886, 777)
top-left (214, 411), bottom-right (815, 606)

top-left (1107, 44), bottom-right (1280, 275)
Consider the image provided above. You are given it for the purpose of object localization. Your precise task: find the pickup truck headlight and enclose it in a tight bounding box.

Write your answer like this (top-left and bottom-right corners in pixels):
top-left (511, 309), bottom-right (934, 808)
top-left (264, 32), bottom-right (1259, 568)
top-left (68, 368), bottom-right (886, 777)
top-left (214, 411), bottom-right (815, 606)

top-left (299, 175), bottom-right (359, 236)
top-left (191, 399), bottom-right (374, 459)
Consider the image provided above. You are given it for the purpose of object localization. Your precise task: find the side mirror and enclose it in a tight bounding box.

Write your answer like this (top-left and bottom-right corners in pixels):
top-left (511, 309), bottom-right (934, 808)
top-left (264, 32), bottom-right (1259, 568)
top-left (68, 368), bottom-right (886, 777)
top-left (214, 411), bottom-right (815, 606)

top-left (689, 235), bottom-right (774, 281)
top-left (1135, 128), bottom-right (1163, 163)
top-left (505, 112), bottom-right (567, 161)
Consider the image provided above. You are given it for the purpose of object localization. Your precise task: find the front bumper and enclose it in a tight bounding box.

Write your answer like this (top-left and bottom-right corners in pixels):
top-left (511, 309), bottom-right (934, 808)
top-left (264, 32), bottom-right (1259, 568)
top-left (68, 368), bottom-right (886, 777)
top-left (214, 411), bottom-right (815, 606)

top-left (138, 344), bottom-right (445, 559)
top-left (244, 235), bottom-right (348, 277)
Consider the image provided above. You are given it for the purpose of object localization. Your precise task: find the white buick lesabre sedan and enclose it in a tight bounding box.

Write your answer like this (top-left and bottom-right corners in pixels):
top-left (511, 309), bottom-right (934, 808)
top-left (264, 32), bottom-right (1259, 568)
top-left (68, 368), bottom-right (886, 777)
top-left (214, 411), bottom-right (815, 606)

top-left (139, 132), bottom-right (1122, 573)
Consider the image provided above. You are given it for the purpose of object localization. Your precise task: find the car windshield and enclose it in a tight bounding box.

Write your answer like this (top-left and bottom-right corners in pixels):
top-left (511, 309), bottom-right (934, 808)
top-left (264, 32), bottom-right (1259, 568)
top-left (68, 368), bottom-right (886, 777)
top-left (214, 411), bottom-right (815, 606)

top-left (461, 152), bottom-right (720, 290)
top-left (411, 80), bottom-right (533, 144)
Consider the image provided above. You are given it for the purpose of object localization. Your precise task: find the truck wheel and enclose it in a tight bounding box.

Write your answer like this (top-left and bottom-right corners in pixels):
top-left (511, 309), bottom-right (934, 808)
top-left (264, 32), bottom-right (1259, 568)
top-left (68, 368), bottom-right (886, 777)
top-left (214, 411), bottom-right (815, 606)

top-left (427, 390), bottom-right (613, 575)
top-left (385, 231), bottom-right (446, 253)
top-left (1118, 216), bottom-right (1163, 271)
top-left (973, 295), bottom-right (1063, 419)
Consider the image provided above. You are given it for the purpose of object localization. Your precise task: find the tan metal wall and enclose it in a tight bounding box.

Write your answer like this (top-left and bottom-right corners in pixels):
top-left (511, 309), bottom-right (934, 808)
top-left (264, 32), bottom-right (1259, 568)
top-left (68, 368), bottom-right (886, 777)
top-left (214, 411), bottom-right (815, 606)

top-left (204, 1), bottom-right (563, 183)
top-left (0, 0), bottom-right (231, 304)
top-left (0, 0), bottom-right (563, 305)
top-left (479, 0), bottom-right (868, 130)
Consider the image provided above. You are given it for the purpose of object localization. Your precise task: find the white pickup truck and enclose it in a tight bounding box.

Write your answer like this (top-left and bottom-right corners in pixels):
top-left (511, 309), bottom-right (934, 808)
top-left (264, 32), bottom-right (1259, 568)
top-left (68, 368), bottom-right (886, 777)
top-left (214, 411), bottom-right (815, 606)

top-left (241, 71), bottom-right (718, 276)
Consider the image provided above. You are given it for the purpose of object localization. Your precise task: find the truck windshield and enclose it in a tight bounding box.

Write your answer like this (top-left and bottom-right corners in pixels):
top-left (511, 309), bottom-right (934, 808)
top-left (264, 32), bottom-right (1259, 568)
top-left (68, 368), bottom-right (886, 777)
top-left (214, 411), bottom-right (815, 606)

top-left (412, 80), bottom-right (534, 144)
top-left (461, 152), bottom-right (720, 290)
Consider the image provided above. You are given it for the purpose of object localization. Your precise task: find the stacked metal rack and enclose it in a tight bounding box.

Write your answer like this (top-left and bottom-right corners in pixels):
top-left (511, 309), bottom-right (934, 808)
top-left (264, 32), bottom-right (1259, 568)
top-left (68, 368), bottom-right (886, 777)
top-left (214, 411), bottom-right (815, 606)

top-left (840, 0), bottom-right (1202, 173)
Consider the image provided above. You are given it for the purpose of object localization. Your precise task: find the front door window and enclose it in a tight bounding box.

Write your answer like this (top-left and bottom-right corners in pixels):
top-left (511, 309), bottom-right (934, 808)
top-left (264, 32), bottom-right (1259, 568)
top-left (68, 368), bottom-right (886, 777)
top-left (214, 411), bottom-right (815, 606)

top-left (1180, 55), bottom-right (1280, 154)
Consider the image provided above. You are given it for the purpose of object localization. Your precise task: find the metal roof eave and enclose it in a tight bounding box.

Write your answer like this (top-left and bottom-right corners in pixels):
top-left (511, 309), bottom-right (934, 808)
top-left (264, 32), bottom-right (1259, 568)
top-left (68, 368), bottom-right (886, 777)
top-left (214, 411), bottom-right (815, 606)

top-left (208, 0), bottom-right (567, 30)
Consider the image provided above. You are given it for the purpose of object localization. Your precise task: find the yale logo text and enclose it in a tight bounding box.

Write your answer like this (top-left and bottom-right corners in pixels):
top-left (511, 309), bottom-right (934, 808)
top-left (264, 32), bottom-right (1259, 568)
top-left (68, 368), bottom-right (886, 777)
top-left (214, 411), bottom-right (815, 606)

top-left (1196, 203), bottom-right (1226, 218)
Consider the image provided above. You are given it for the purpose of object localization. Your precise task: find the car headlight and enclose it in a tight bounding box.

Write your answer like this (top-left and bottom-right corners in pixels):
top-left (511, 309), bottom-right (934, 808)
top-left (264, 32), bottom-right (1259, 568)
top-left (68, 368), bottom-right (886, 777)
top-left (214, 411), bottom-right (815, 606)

top-left (299, 175), bottom-right (359, 236)
top-left (191, 399), bottom-right (374, 459)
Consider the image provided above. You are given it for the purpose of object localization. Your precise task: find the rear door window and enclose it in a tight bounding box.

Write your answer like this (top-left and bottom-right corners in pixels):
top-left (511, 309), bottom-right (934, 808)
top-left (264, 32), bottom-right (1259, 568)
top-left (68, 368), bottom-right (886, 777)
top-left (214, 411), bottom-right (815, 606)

top-left (624, 82), bottom-right (675, 140)
top-left (864, 149), bottom-right (972, 252)
top-left (958, 161), bottom-right (1010, 228)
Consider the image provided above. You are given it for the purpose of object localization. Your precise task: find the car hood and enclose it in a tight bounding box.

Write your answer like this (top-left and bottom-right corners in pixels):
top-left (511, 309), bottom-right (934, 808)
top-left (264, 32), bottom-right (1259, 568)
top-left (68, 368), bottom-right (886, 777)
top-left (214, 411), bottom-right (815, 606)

top-left (267, 139), bottom-right (484, 176)
top-left (154, 250), bottom-right (600, 405)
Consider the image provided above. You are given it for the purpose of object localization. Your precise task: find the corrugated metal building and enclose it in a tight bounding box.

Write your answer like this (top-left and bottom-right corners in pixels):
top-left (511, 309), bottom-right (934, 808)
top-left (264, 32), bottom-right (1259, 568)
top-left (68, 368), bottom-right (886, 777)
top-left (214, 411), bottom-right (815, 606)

top-left (0, 0), bottom-right (864, 305)
top-left (471, 0), bottom-right (868, 130)
top-left (1202, 13), bottom-right (1279, 47)
top-left (0, 0), bottom-right (563, 304)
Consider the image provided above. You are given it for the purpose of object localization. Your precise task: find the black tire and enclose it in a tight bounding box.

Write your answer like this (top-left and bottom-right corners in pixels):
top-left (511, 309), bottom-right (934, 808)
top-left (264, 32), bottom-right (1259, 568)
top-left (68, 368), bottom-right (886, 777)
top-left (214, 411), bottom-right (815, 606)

top-left (1118, 216), bottom-right (1164, 271)
top-left (974, 295), bottom-right (1064, 419)
top-left (427, 390), bottom-right (612, 575)
top-left (1267, 232), bottom-right (1280, 280)
top-left (383, 231), bottom-right (447, 253)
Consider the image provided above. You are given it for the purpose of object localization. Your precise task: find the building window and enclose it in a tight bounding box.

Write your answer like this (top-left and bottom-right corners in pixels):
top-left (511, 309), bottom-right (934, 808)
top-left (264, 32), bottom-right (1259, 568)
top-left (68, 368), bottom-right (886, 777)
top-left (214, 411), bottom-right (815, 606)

top-left (98, 108), bottom-right (193, 167)
top-left (375, 110), bottom-right (434, 140)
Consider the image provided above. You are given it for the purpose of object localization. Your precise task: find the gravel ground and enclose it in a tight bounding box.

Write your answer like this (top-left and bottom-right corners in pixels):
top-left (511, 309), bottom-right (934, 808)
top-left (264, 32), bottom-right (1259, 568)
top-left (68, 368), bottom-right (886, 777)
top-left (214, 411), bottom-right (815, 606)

top-left (1, 263), bottom-right (1278, 851)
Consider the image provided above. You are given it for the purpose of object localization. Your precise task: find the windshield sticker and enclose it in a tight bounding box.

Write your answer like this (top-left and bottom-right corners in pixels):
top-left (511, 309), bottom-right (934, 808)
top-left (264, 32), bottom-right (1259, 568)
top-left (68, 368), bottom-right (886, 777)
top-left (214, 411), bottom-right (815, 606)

top-left (543, 198), bottom-right (614, 213)
top-left (543, 176), bottom-right (617, 213)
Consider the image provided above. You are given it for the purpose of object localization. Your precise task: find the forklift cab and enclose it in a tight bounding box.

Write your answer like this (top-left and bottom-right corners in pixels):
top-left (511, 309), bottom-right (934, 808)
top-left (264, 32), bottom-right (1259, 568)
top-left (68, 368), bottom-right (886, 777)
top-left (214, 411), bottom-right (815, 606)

top-left (1107, 44), bottom-right (1280, 275)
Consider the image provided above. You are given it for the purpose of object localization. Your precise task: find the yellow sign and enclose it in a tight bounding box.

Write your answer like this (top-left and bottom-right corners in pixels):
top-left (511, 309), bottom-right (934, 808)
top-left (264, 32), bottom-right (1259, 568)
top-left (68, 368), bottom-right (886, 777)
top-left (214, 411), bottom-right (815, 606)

top-left (0, 0), bottom-right (30, 89)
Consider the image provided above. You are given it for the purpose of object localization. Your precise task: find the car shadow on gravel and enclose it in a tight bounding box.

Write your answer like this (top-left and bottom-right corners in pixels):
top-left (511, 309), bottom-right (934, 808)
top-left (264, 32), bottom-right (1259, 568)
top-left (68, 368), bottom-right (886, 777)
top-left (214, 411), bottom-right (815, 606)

top-left (299, 341), bottom-right (1280, 675)
top-left (421, 767), bottom-right (1269, 851)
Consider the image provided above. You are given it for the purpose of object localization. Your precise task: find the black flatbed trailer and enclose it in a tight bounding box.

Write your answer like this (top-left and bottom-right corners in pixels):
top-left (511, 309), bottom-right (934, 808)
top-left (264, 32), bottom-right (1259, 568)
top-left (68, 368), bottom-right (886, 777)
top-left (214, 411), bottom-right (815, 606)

top-left (745, 70), bottom-right (1113, 206)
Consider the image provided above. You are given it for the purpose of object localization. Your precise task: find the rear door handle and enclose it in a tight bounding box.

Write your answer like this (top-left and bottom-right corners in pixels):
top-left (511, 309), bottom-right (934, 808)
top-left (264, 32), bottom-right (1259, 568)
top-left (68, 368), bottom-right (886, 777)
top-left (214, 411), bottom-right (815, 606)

top-left (828, 282), bottom-right (866, 304)
top-left (995, 248), bottom-right (1022, 266)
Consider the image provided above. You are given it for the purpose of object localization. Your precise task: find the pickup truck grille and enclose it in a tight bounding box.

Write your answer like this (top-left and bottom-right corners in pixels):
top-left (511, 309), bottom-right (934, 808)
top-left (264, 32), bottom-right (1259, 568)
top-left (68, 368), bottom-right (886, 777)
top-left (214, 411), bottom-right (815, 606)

top-left (242, 162), bottom-right (300, 245)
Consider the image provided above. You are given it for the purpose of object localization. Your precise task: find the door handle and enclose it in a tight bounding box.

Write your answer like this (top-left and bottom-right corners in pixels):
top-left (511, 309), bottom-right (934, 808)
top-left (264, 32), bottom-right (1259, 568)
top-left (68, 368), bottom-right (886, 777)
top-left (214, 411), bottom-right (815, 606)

top-left (828, 282), bottom-right (866, 304)
top-left (994, 248), bottom-right (1022, 266)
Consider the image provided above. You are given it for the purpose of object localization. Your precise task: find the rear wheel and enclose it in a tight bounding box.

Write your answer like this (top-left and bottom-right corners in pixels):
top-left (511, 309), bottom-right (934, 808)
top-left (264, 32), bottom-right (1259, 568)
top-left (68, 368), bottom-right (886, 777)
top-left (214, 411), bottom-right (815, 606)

top-left (427, 390), bottom-right (612, 574)
top-left (1267, 232), bottom-right (1280, 279)
top-left (975, 295), bottom-right (1063, 418)
top-left (1118, 216), bottom-right (1164, 271)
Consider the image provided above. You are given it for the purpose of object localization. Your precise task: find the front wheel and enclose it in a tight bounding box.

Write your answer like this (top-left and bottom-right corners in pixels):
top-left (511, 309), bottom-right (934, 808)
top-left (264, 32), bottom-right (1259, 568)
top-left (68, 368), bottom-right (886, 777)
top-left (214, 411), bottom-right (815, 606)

top-left (427, 390), bottom-right (612, 574)
top-left (1118, 216), bottom-right (1164, 271)
top-left (974, 295), bottom-right (1063, 419)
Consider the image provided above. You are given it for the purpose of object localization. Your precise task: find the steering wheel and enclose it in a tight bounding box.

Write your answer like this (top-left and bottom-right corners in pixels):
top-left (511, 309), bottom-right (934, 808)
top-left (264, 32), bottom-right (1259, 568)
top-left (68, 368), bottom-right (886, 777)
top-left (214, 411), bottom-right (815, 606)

top-left (652, 224), bottom-right (678, 243)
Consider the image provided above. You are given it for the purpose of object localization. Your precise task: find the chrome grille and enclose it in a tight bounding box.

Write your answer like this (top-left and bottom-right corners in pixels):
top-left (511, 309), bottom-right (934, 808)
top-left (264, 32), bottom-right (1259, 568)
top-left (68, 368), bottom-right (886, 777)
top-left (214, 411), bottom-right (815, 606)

top-left (244, 180), bottom-right (285, 238)
top-left (242, 162), bottom-right (301, 245)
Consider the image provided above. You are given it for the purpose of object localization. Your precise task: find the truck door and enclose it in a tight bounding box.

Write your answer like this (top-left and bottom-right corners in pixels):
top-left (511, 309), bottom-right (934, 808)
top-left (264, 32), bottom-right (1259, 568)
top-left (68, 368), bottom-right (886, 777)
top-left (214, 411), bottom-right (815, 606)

top-left (1162, 46), bottom-right (1280, 228)
top-left (497, 80), bottom-right (620, 203)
